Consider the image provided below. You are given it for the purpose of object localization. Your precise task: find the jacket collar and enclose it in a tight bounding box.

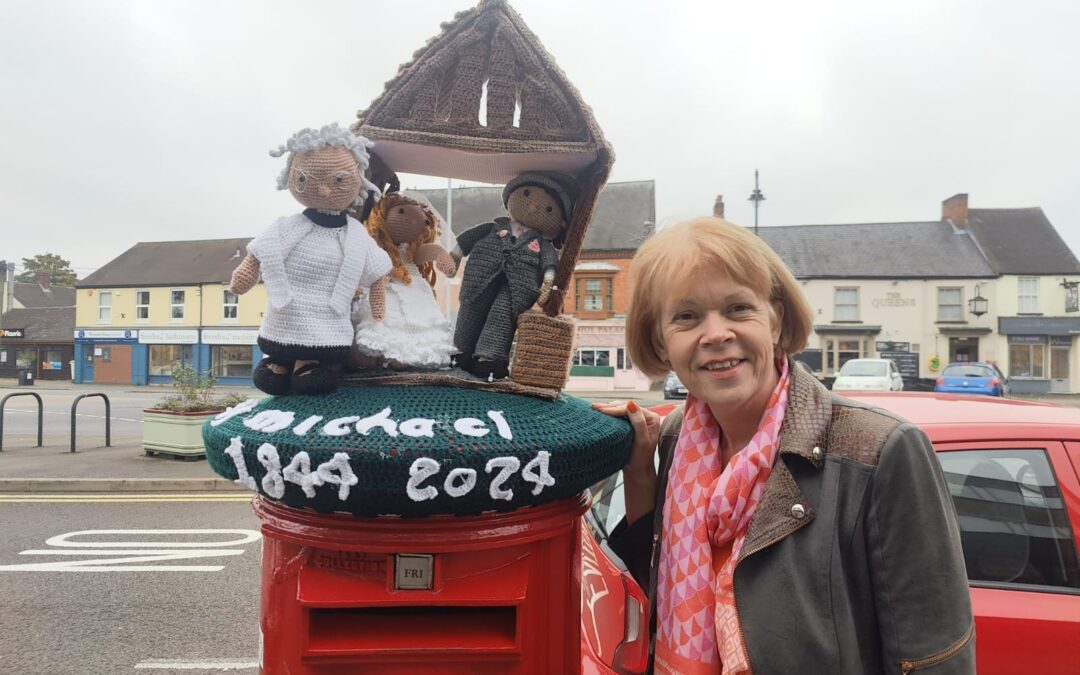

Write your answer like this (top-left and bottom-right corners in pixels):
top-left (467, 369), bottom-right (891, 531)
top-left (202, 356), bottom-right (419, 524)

top-left (776, 359), bottom-right (832, 469)
top-left (737, 359), bottom-right (833, 563)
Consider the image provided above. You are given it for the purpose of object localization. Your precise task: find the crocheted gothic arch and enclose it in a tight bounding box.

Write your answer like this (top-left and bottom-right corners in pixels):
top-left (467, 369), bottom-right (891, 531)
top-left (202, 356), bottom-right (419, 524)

top-left (352, 0), bottom-right (613, 317)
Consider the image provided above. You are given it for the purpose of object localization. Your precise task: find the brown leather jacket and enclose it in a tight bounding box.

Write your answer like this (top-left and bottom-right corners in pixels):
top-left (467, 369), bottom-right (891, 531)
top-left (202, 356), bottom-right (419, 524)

top-left (609, 361), bottom-right (975, 674)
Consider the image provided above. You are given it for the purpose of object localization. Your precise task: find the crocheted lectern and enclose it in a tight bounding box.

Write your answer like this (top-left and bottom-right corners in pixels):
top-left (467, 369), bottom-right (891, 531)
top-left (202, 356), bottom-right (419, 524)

top-left (204, 387), bottom-right (631, 517)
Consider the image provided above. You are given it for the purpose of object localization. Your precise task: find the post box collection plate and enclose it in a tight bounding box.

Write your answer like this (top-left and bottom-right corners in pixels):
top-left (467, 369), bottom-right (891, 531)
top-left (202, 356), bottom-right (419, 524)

top-left (203, 385), bottom-right (632, 517)
top-left (395, 554), bottom-right (434, 590)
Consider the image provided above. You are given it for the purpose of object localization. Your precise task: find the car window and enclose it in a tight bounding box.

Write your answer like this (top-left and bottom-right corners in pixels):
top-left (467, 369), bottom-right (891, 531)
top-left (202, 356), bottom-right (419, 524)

top-left (942, 365), bottom-right (995, 378)
top-left (590, 473), bottom-right (627, 539)
top-left (937, 449), bottom-right (1080, 590)
top-left (838, 361), bottom-right (887, 377)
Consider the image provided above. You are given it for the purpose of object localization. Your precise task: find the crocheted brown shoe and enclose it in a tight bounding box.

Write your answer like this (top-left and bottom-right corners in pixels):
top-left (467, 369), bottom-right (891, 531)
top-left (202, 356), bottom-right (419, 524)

top-left (253, 358), bottom-right (292, 396)
top-left (291, 362), bottom-right (340, 395)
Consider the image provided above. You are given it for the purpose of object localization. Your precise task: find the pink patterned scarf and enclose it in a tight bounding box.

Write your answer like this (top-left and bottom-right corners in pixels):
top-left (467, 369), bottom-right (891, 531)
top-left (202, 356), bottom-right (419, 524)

top-left (654, 359), bottom-right (791, 675)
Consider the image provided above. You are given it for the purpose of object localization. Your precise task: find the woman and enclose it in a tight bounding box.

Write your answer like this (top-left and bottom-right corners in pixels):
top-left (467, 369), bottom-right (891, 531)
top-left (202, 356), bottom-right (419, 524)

top-left (594, 218), bottom-right (974, 674)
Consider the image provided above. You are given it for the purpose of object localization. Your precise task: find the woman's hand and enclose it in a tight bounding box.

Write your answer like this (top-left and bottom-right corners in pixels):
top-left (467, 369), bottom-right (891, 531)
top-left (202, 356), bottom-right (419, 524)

top-left (593, 400), bottom-right (662, 525)
top-left (592, 400), bottom-right (661, 475)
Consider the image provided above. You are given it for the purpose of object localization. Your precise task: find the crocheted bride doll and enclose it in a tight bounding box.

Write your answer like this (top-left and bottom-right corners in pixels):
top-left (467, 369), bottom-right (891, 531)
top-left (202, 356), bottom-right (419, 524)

top-left (229, 123), bottom-right (392, 396)
top-left (352, 191), bottom-right (457, 369)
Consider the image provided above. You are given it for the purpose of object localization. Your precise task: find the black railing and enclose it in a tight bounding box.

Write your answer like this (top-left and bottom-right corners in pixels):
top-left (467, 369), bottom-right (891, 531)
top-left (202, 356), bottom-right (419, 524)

top-left (0, 392), bottom-right (44, 451)
top-left (71, 393), bottom-right (111, 453)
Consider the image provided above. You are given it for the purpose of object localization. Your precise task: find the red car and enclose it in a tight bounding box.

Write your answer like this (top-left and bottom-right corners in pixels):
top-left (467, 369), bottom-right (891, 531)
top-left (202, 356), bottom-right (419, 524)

top-left (584, 393), bottom-right (1080, 675)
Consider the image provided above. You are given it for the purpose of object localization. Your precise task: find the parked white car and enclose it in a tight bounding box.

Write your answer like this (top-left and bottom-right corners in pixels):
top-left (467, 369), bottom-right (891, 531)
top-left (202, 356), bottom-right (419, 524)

top-left (832, 358), bottom-right (904, 391)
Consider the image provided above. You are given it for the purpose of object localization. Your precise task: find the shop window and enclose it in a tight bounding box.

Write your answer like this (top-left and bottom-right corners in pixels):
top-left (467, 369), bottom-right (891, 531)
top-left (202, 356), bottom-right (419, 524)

top-left (98, 291), bottom-right (112, 323)
top-left (100, 347), bottom-right (112, 363)
top-left (212, 345), bottom-right (252, 377)
top-left (40, 348), bottom-right (65, 371)
top-left (937, 287), bottom-right (963, 322)
top-left (1009, 340), bottom-right (1046, 378)
top-left (223, 290), bottom-right (239, 321)
top-left (616, 348), bottom-right (633, 370)
top-left (15, 347), bottom-right (36, 369)
top-left (170, 290), bottom-right (185, 321)
top-left (834, 288), bottom-right (859, 322)
top-left (0, 348), bottom-right (7, 366)
top-left (824, 338), bottom-right (866, 374)
top-left (574, 349), bottom-right (611, 367)
top-left (1018, 278), bottom-right (1040, 314)
top-left (136, 290), bottom-right (150, 322)
top-left (576, 277), bottom-right (613, 314)
top-left (149, 344), bottom-right (193, 376)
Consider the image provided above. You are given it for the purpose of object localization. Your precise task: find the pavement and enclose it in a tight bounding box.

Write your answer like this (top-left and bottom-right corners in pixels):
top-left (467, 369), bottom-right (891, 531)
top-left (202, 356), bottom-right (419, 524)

top-left (7, 377), bottom-right (1076, 495)
top-left (0, 379), bottom-right (666, 494)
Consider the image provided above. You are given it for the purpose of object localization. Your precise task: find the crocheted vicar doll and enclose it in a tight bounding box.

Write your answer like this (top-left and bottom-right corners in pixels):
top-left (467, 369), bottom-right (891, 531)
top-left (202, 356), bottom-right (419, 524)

top-left (453, 171), bottom-right (577, 380)
top-left (229, 124), bottom-right (392, 396)
top-left (352, 191), bottom-right (457, 369)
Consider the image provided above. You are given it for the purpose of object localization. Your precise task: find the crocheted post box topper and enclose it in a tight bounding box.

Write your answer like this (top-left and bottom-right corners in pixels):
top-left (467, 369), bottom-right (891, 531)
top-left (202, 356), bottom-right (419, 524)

top-left (230, 124), bottom-right (392, 396)
top-left (352, 191), bottom-right (458, 370)
top-left (203, 385), bottom-right (632, 518)
top-left (453, 171), bottom-right (579, 380)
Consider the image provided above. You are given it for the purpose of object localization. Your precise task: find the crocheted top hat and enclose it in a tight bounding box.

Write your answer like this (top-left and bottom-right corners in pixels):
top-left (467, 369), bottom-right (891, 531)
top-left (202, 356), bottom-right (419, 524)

top-left (502, 171), bottom-right (579, 222)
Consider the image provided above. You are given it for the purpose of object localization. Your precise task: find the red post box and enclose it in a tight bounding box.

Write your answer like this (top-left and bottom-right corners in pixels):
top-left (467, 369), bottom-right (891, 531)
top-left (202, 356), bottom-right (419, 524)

top-left (254, 492), bottom-right (590, 674)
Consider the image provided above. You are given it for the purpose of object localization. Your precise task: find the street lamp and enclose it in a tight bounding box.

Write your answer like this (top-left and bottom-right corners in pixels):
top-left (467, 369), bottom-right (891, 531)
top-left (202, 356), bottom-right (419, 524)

top-left (968, 284), bottom-right (988, 317)
top-left (747, 169), bottom-right (765, 236)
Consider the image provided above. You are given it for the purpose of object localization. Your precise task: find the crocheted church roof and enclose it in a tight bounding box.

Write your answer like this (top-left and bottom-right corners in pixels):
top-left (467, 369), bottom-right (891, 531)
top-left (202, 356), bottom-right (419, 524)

top-left (352, 0), bottom-right (613, 316)
top-left (353, 0), bottom-right (611, 183)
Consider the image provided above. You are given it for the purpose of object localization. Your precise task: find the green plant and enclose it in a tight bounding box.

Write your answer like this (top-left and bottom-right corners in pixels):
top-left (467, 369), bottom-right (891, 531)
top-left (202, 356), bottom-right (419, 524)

top-left (152, 364), bottom-right (243, 413)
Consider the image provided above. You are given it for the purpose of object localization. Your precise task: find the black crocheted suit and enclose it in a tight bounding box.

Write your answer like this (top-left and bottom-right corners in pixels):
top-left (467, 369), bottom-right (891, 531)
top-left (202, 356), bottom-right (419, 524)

top-left (455, 217), bottom-right (559, 363)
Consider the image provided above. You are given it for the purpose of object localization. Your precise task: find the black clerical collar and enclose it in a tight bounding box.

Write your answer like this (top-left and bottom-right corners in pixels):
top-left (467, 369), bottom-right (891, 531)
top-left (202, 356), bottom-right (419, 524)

top-left (303, 208), bottom-right (347, 228)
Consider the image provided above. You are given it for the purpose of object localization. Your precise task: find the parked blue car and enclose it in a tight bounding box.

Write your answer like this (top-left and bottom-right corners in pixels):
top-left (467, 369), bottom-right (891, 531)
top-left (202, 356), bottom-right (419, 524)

top-left (935, 362), bottom-right (1010, 397)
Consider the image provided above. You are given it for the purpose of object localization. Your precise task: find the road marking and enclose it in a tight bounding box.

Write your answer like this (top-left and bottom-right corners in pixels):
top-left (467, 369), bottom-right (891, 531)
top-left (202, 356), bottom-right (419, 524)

top-left (134, 659), bottom-right (257, 670)
top-left (0, 495), bottom-right (252, 503)
top-left (0, 528), bottom-right (260, 572)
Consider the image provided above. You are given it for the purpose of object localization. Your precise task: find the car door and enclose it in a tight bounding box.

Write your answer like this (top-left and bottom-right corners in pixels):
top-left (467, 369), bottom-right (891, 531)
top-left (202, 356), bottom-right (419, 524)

top-left (933, 440), bottom-right (1080, 675)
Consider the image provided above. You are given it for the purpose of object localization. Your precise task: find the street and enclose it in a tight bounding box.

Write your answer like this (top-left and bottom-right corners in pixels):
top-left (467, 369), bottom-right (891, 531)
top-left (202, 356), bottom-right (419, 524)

top-left (0, 495), bottom-right (261, 674)
top-left (0, 386), bottom-right (259, 448)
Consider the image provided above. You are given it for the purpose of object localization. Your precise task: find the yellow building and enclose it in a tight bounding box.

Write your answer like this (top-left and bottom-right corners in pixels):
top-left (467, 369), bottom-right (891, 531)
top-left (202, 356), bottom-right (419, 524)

top-left (74, 238), bottom-right (266, 385)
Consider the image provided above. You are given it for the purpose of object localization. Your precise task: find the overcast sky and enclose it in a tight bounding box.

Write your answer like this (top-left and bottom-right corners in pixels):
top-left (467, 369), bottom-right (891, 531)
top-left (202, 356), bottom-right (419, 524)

top-left (2, 0), bottom-right (1078, 279)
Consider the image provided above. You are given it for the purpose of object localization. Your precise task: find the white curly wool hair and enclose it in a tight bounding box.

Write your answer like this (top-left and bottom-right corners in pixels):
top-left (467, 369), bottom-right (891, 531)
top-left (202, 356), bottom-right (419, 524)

top-left (270, 123), bottom-right (382, 206)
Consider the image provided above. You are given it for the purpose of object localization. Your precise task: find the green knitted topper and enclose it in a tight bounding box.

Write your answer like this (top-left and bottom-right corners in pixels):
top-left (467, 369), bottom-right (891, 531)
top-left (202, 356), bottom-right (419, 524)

top-left (204, 386), bottom-right (632, 517)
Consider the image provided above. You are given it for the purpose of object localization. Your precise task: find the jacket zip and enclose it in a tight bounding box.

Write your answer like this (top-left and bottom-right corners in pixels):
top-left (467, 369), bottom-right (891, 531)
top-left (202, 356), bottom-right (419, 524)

top-left (732, 514), bottom-right (815, 663)
top-left (900, 622), bottom-right (974, 673)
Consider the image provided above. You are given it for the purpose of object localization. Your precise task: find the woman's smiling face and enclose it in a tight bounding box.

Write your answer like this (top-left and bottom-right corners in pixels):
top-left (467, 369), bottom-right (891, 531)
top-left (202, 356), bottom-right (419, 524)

top-left (657, 270), bottom-right (782, 419)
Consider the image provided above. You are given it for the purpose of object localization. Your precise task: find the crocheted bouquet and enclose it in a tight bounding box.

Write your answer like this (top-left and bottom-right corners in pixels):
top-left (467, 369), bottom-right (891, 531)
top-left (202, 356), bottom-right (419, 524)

top-left (229, 123), bottom-right (392, 396)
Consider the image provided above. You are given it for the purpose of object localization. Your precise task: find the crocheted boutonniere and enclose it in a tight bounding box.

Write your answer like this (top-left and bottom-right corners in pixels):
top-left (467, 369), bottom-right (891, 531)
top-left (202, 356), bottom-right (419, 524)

top-left (528, 239), bottom-right (541, 253)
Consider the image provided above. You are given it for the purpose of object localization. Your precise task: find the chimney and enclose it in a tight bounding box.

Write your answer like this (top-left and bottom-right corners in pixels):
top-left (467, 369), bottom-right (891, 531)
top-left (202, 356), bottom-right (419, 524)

top-left (943, 193), bottom-right (968, 230)
top-left (713, 194), bottom-right (725, 219)
top-left (36, 271), bottom-right (51, 290)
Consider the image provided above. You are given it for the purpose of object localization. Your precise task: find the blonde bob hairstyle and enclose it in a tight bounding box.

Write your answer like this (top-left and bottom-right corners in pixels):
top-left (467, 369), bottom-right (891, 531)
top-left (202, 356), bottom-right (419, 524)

top-left (626, 217), bottom-right (814, 379)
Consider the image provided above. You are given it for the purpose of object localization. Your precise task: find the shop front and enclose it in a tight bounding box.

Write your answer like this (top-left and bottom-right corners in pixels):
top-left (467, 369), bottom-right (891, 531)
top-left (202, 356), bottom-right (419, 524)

top-left (0, 328), bottom-right (74, 381)
top-left (565, 323), bottom-right (650, 392)
top-left (999, 317), bottom-right (1079, 394)
top-left (200, 328), bottom-right (261, 385)
top-left (139, 329), bottom-right (200, 384)
top-left (73, 329), bottom-right (139, 384)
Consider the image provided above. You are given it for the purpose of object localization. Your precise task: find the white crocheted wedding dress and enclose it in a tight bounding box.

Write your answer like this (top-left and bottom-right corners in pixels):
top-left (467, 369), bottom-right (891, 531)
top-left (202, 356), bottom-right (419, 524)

top-left (353, 256), bottom-right (456, 368)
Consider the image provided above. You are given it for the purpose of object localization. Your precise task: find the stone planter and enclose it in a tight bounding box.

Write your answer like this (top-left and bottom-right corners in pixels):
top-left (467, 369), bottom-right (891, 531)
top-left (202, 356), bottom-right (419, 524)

top-left (143, 408), bottom-right (222, 459)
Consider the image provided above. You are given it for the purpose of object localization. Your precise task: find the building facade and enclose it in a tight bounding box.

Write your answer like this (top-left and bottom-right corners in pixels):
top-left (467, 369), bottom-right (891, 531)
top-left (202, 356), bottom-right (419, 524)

top-left (74, 239), bottom-right (265, 386)
top-left (0, 272), bottom-right (76, 381)
top-left (759, 194), bottom-right (1080, 393)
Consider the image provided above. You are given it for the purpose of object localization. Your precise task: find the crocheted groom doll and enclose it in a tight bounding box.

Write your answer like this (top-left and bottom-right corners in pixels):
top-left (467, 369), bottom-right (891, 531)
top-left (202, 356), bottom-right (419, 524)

top-left (230, 123), bottom-right (392, 396)
top-left (453, 171), bottom-right (577, 380)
